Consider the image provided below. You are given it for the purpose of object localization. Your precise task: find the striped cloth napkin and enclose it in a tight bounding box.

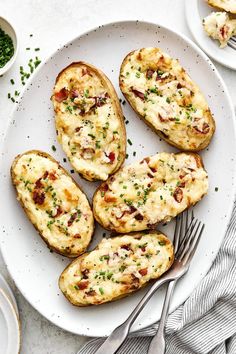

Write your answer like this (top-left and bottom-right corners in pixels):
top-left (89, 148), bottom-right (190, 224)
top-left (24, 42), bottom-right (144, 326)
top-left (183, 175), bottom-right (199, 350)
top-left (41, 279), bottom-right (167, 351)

top-left (78, 201), bottom-right (236, 354)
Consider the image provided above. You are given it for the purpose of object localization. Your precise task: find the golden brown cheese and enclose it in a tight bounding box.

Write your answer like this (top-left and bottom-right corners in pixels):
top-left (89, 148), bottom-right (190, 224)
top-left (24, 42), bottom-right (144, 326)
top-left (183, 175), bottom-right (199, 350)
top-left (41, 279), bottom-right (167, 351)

top-left (203, 12), bottom-right (236, 47)
top-left (59, 231), bottom-right (174, 306)
top-left (11, 150), bottom-right (94, 257)
top-left (93, 152), bottom-right (208, 233)
top-left (52, 62), bottom-right (126, 181)
top-left (208, 0), bottom-right (236, 14)
top-left (119, 48), bottom-right (215, 151)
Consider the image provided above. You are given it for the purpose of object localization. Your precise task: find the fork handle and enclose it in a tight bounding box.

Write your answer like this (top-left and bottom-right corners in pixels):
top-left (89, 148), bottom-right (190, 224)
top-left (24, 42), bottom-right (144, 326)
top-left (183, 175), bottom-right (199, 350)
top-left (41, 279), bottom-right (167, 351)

top-left (147, 280), bottom-right (176, 354)
top-left (94, 268), bottom-right (181, 354)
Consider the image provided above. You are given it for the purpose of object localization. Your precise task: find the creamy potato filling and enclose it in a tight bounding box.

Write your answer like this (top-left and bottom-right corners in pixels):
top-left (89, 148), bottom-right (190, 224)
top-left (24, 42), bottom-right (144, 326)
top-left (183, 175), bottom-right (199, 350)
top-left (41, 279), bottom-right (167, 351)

top-left (53, 64), bottom-right (125, 181)
top-left (203, 12), bottom-right (236, 47)
top-left (60, 233), bottom-right (173, 305)
top-left (12, 152), bottom-right (94, 256)
top-left (120, 47), bottom-right (214, 150)
top-left (93, 152), bottom-right (208, 233)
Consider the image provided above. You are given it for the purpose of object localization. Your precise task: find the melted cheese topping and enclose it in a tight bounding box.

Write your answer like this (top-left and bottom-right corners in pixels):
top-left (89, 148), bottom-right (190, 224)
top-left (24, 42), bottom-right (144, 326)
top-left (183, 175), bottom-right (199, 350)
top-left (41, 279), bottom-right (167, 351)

top-left (12, 151), bottom-right (94, 257)
top-left (93, 152), bottom-right (208, 233)
top-left (203, 12), bottom-right (236, 47)
top-left (59, 232), bottom-right (173, 305)
top-left (208, 0), bottom-right (236, 14)
top-left (119, 47), bottom-right (215, 151)
top-left (52, 63), bottom-right (126, 181)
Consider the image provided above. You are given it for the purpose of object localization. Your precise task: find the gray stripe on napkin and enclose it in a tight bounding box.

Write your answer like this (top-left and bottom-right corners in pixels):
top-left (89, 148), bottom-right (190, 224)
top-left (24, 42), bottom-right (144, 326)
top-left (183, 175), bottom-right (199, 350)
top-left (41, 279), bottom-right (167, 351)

top-left (78, 202), bottom-right (236, 354)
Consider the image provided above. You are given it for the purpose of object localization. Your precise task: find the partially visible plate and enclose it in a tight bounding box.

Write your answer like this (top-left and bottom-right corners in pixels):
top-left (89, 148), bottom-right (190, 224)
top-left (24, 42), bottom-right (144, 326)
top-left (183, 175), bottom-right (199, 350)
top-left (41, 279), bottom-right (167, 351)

top-left (185, 0), bottom-right (236, 70)
top-left (0, 20), bottom-right (235, 337)
top-left (0, 289), bottom-right (20, 354)
top-left (0, 273), bottom-right (19, 316)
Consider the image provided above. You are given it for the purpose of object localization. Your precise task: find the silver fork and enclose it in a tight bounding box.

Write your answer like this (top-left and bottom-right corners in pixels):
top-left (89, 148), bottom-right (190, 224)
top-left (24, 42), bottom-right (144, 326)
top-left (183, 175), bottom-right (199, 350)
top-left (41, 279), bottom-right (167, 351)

top-left (147, 211), bottom-right (193, 354)
top-left (94, 214), bottom-right (205, 354)
top-left (228, 36), bottom-right (236, 50)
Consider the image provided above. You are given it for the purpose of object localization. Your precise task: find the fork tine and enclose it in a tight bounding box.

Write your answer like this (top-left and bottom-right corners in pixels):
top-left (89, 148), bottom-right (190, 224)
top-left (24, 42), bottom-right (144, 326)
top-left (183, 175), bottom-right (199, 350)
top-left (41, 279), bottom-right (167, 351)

top-left (176, 217), bottom-right (196, 258)
top-left (182, 223), bottom-right (205, 266)
top-left (184, 209), bottom-right (189, 236)
top-left (179, 220), bottom-right (201, 261)
top-left (228, 40), bottom-right (236, 50)
top-left (229, 36), bottom-right (236, 43)
top-left (173, 214), bottom-right (182, 252)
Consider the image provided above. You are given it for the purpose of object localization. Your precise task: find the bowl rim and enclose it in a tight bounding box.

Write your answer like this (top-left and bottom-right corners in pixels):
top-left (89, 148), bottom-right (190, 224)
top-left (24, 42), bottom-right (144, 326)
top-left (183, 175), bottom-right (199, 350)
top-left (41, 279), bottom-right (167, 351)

top-left (0, 16), bottom-right (18, 76)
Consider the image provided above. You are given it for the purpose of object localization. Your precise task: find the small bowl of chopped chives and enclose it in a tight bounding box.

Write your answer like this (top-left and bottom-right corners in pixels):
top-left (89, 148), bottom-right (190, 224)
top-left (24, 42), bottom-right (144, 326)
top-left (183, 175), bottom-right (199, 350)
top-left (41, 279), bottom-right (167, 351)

top-left (0, 16), bottom-right (18, 76)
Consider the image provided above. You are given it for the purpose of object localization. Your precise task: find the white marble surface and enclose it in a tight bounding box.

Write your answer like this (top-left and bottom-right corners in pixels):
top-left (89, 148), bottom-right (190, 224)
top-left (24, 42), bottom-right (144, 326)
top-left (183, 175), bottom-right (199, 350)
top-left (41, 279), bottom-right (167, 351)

top-left (0, 0), bottom-right (235, 353)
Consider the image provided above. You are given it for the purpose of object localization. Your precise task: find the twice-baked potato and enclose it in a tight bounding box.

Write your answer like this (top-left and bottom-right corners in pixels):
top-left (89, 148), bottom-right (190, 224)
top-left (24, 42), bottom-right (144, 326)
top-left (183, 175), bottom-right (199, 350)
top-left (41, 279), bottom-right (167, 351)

top-left (119, 47), bottom-right (215, 151)
top-left (11, 150), bottom-right (94, 257)
top-left (59, 231), bottom-right (174, 306)
top-left (207, 0), bottom-right (236, 14)
top-left (52, 62), bottom-right (126, 181)
top-left (93, 152), bottom-right (208, 233)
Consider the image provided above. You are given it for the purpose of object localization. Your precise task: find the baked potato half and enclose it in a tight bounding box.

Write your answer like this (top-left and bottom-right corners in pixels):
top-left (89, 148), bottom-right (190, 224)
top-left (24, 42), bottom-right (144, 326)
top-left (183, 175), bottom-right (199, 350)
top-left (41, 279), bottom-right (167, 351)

top-left (207, 0), bottom-right (236, 14)
top-left (52, 62), bottom-right (126, 181)
top-left (59, 231), bottom-right (174, 306)
top-left (119, 47), bottom-right (215, 151)
top-left (93, 152), bottom-right (208, 233)
top-left (11, 150), bottom-right (94, 257)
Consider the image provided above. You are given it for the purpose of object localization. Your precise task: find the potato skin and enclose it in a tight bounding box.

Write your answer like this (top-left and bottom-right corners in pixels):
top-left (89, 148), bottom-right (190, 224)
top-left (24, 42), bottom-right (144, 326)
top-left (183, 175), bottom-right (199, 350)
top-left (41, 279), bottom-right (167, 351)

top-left (52, 62), bottom-right (127, 181)
top-left (59, 231), bottom-right (174, 306)
top-left (119, 48), bottom-right (215, 151)
top-left (11, 150), bottom-right (94, 257)
top-left (208, 0), bottom-right (236, 14)
top-left (93, 152), bottom-right (208, 233)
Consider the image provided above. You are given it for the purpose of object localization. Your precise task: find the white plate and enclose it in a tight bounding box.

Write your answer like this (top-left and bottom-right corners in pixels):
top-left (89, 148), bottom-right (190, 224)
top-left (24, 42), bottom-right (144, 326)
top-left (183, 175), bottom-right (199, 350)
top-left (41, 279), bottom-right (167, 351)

top-left (185, 0), bottom-right (236, 70)
top-left (0, 274), bottom-right (18, 316)
top-left (0, 289), bottom-right (20, 354)
top-left (0, 20), bottom-right (235, 337)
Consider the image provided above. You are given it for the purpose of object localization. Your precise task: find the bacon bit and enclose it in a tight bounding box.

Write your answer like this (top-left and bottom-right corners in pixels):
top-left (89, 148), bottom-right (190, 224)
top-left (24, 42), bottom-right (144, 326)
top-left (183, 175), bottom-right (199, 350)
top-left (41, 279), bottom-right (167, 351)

top-left (121, 244), bottom-right (131, 251)
top-left (130, 274), bottom-right (140, 289)
top-left (178, 181), bottom-right (186, 188)
top-left (129, 206), bottom-right (137, 214)
top-left (108, 152), bottom-right (115, 163)
top-left (194, 122), bottom-right (210, 135)
top-left (162, 179), bottom-right (166, 184)
top-left (86, 290), bottom-right (96, 296)
top-left (32, 190), bottom-right (45, 205)
top-left (150, 167), bottom-right (157, 173)
top-left (177, 83), bottom-right (183, 89)
top-left (55, 206), bottom-right (62, 217)
top-left (79, 109), bottom-right (86, 116)
top-left (54, 88), bottom-right (69, 102)
top-left (81, 68), bottom-right (92, 76)
top-left (71, 89), bottom-right (79, 98)
top-left (135, 213), bottom-right (144, 221)
top-left (179, 174), bottom-right (186, 179)
top-left (147, 173), bottom-right (154, 178)
top-left (140, 157), bottom-right (150, 164)
top-left (131, 88), bottom-right (145, 100)
top-left (77, 281), bottom-right (89, 290)
top-left (220, 25), bottom-right (229, 39)
top-left (42, 171), bottom-right (49, 179)
top-left (49, 172), bottom-right (57, 181)
top-left (146, 69), bottom-right (154, 79)
top-left (35, 178), bottom-right (43, 189)
top-left (81, 269), bottom-right (89, 279)
top-left (75, 126), bottom-right (82, 132)
top-left (139, 268), bottom-right (148, 276)
top-left (173, 187), bottom-right (183, 203)
top-left (104, 195), bottom-right (117, 203)
top-left (68, 212), bottom-right (78, 227)
top-left (101, 183), bottom-right (109, 192)
top-left (159, 114), bottom-right (168, 122)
